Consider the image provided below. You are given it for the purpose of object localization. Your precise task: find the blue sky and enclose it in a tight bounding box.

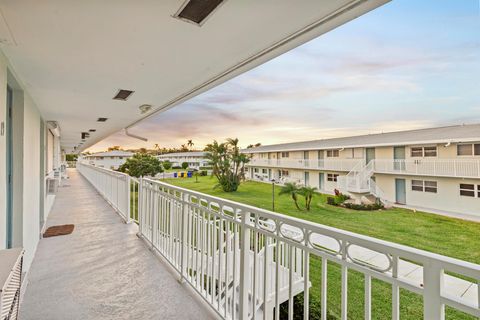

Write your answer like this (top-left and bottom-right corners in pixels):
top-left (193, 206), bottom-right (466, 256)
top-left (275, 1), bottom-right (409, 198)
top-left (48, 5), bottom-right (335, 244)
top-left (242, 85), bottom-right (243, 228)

top-left (89, 0), bottom-right (480, 151)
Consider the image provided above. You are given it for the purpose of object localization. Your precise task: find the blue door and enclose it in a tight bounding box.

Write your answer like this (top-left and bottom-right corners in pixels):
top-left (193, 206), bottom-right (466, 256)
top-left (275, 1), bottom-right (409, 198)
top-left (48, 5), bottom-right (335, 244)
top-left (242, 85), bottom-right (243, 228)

top-left (395, 178), bottom-right (406, 204)
top-left (319, 173), bottom-right (324, 190)
top-left (6, 86), bottom-right (13, 248)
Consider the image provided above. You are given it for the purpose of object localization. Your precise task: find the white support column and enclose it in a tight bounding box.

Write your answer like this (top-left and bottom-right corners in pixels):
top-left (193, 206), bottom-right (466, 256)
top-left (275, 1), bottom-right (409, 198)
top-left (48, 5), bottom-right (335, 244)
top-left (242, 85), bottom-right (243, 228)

top-left (423, 261), bottom-right (445, 320)
top-left (239, 211), bottom-right (251, 320)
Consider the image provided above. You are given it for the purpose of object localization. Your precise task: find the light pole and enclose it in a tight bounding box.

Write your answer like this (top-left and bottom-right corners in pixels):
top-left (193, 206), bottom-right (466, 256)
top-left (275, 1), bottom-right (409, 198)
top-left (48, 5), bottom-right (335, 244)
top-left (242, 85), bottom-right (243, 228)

top-left (271, 178), bottom-right (276, 211)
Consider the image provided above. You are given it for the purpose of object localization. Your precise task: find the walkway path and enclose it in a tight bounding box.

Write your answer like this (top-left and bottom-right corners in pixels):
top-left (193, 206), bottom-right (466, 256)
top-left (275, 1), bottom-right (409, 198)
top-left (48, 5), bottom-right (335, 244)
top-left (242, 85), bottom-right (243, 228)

top-left (20, 169), bottom-right (212, 320)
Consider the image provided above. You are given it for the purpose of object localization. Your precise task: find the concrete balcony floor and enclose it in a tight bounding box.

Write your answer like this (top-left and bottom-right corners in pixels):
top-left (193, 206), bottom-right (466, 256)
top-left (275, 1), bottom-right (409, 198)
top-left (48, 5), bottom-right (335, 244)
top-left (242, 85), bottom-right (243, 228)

top-left (20, 169), bottom-right (211, 320)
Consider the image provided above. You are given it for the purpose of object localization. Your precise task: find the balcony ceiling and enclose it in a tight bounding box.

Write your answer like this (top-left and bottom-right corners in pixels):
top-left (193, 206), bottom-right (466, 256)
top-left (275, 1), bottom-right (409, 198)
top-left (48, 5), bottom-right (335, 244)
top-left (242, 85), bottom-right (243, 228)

top-left (0, 0), bottom-right (388, 153)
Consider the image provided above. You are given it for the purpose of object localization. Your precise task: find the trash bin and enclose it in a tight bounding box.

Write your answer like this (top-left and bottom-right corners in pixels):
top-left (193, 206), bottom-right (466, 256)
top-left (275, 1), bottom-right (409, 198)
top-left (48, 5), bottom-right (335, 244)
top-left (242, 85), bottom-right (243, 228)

top-left (187, 171), bottom-right (192, 178)
top-left (173, 172), bottom-right (177, 178)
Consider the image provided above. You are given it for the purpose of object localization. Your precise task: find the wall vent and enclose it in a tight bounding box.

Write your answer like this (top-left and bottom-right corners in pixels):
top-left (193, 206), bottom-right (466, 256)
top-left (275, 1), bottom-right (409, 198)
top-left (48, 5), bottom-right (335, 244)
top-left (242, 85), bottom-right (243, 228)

top-left (176, 0), bottom-right (224, 25)
top-left (113, 89), bottom-right (134, 101)
top-left (97, 117), bottom-right (108, 122)
top-left (89, 129), bottom-right (96, 132)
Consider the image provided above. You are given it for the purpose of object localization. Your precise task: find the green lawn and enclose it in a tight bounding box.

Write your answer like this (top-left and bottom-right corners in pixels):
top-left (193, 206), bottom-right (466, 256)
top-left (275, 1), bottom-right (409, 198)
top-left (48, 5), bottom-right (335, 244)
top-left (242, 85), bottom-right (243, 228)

top-left (162, 176), bottom-right (479, 319)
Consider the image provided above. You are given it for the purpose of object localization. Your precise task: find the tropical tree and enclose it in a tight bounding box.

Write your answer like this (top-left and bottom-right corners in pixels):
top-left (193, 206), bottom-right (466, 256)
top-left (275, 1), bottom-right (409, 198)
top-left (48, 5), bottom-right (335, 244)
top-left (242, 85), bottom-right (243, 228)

top-left (162, 160), bottom-right (172, 170)
top-left (187, 140), bottom-right (194, 149)
top-left (153, 143), bottom-right (160, 155)
top-left (278, 182), bottom-right (302, 210)
top-left (117, 153), bottom-right (163, 178)
top-left (205, 138), bottom-right (249, 192)
top-left (299, 186), bottom-right (317, 211)
top-left (181, 162), bottom-right (189, 170)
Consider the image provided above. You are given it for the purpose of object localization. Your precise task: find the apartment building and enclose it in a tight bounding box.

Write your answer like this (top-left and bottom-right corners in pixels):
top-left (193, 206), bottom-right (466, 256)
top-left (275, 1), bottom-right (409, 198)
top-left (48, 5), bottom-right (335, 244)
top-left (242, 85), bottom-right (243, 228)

top-left (244, 124), bottom-right (480, 218)
top-left (157, 151), bottom-right (210, 169)
top-left (79, 150), bottom-right (134, 170)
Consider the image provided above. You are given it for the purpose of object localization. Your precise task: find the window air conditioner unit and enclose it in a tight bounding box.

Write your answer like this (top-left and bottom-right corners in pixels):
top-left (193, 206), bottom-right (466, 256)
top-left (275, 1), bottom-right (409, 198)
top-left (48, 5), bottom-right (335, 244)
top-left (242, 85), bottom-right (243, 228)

top-left (0, 248), bottom-right (24, 320)
top-left (46, 178), bottom-right (58, 195)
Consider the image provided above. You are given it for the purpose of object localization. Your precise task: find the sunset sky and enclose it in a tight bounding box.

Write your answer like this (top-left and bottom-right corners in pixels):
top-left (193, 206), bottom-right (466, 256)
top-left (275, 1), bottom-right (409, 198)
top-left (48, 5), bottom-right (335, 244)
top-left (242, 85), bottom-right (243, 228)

top-left (87, 0), bottom-right (480, 152)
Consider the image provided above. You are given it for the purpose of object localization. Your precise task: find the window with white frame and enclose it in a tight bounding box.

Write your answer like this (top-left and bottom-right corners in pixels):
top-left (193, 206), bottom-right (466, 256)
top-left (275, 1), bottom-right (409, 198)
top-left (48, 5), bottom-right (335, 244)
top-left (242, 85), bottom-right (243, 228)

top-left (353, 148), bottom-right (364, 159)
top-left (254, 168), bottom-right (259, 173)
top-left (411, 180), bottom-right (424, 191)
top-left (327, 173), bottom-right (339, 182)
top-left (457, 144), bottom-right (472, 156)
top-left (459, 184), bottom-right (476, 197)
top-left (457, 144), bottom-right (480, 156)
top-left (262, 168), bottom-right (267, 174)
top-left (281, 152), bottom-right (289, 158)
top-left (411, 146), bottom-right (437, 157)
top-left (411, 180), bottom-right (437, 193)
top-left (326, 150), bottom-right (339, 158)
top-left (279, 170), bottom-right (289, 177)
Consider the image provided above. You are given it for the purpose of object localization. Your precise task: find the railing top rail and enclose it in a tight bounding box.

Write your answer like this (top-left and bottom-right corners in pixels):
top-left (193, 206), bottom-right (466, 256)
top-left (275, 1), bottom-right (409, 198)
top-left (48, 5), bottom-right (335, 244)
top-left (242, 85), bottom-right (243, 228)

top-left (77, 162), bottom-right (130, 178)
top-left (142, 177), bottom-right (480, 278)
top-left (374, 158), bottom-right (480, 163)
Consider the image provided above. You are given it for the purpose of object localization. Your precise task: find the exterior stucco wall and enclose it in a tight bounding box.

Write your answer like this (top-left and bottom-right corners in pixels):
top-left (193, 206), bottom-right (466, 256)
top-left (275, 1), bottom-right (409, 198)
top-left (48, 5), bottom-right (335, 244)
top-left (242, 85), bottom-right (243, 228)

top-left (374, 173), bottom-right (480, 217)
top-left (22, 94), bottom-right (42, 270)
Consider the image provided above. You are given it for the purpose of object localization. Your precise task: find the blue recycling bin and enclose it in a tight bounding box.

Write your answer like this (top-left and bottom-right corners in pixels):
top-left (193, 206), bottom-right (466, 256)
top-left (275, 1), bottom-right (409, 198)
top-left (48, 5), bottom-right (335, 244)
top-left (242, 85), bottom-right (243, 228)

top-left (187, 171), bottom-right (192, 178)
top-left (173, 172), bottom-right (177, 178)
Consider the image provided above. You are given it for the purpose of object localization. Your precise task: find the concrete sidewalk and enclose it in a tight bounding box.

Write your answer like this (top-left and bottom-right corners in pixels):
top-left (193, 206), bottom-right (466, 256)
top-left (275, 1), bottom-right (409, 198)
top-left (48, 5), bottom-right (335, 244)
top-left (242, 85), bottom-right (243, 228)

top-left (20, 169), bottom-right (212, 320)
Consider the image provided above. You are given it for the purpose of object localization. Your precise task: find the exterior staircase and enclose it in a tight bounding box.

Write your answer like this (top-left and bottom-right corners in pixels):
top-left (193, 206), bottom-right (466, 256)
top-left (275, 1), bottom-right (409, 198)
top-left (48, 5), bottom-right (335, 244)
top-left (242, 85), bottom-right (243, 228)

top-left (337, 161), bottom-right (389, 205)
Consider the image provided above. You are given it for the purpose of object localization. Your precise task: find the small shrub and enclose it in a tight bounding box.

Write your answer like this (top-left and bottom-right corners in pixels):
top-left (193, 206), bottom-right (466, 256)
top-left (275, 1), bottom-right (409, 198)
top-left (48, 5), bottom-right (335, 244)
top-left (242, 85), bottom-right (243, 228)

top-left (172, 166), bottom-right (181, 169)
top-left (344, 202), bottom-right (384, 211)
top-left (327, 197), bottom-right (336, 205)
top-left (200, 170), bottom-right (208, 176)
top-left (335, 193), bottom-right (350, 204)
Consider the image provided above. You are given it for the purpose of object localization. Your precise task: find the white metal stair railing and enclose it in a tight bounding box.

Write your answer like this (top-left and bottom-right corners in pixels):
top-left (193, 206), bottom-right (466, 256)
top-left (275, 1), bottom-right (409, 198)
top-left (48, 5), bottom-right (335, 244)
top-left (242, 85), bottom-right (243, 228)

top-left (337, 161), bottom-right (373, 194)
top-left (78, 164), bottom-right (480, 319)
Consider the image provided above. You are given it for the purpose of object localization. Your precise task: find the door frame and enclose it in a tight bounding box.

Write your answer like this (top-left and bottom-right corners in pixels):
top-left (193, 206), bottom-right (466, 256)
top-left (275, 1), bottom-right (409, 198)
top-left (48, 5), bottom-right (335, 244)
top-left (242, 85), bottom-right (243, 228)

top-left (6, 85), bottom-right (13, 248)
top-left (366, 147), bottom-right (375, 165)
top-left (395, 178), bottom-right (406, 205)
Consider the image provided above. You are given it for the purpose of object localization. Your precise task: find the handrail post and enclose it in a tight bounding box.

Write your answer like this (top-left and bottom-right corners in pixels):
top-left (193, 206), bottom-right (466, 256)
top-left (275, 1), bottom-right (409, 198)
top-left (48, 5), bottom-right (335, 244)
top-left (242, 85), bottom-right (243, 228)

top-left (180, 192), bottom-right (189, 283)
top-left (423, 261), bottom-right (445, 320)
top-left (138, 177), bottom-right (143, 235)
top-left (126, 175), bottom-right (131, 223)
top-left (239, 211), bottom-right (251, 320)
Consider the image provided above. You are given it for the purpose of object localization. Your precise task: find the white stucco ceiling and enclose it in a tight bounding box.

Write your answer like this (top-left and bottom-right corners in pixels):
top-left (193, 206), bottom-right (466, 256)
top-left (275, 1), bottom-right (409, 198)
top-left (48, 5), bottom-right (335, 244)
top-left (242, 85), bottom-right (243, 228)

top-left (0, 0), bottom-right (388, 153)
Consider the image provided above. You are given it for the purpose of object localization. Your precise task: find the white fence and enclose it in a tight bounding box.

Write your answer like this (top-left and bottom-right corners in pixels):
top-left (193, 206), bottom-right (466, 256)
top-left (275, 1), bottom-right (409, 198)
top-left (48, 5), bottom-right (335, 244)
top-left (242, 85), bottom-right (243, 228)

top-left (78, 164), bottom-right (480, 319)
top-left (248, 158), bottom-right (362, 172)
top-left (373, 159), bottom-right (480, 178)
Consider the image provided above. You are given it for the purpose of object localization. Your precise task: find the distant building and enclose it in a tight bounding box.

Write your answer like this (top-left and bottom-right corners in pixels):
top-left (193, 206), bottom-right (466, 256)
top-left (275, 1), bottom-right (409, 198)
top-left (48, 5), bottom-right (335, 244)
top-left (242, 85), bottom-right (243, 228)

top-left (157, 151), bottom-right (210, 169)
top-left (80, 150), bottom-right (134, 170)
top-left (243, 124), bottom-right (480, 219)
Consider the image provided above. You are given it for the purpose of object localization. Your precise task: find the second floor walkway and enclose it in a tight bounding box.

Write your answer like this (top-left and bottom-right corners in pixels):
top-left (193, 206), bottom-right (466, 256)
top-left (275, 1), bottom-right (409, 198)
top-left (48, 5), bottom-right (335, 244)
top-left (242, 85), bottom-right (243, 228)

top-left (20, 169), bottom-right (212, 320)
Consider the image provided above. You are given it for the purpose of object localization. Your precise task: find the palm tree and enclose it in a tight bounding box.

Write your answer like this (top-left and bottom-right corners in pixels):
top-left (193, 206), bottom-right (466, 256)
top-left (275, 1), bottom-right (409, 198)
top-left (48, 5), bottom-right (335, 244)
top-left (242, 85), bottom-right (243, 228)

top-left (153, 143), bottom-right (160, 155)
top-left (279, 182), bottom-right (302, 210)
top-left (187, 139), bottom-right (194, 149)
top-left (300, 186), bottom-right (317, 211)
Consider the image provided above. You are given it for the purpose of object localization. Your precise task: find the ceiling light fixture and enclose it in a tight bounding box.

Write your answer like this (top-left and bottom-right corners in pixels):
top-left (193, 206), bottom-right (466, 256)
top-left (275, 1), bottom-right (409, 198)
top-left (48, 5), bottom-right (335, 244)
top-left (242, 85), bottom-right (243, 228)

top-left (139, 104), bottom-right (153, 114)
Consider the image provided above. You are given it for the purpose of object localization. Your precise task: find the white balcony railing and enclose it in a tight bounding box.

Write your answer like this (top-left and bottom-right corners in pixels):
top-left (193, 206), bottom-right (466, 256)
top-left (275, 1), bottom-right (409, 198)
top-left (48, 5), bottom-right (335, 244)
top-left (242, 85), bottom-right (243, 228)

top-left (249, 158), bottom-right (480, 179)
top-left (373, 159), bottom-right (480, 178)
top-left (247, 158), bottom-right (363, 172)
top-left (77, 163), bottom-right (480, 319)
